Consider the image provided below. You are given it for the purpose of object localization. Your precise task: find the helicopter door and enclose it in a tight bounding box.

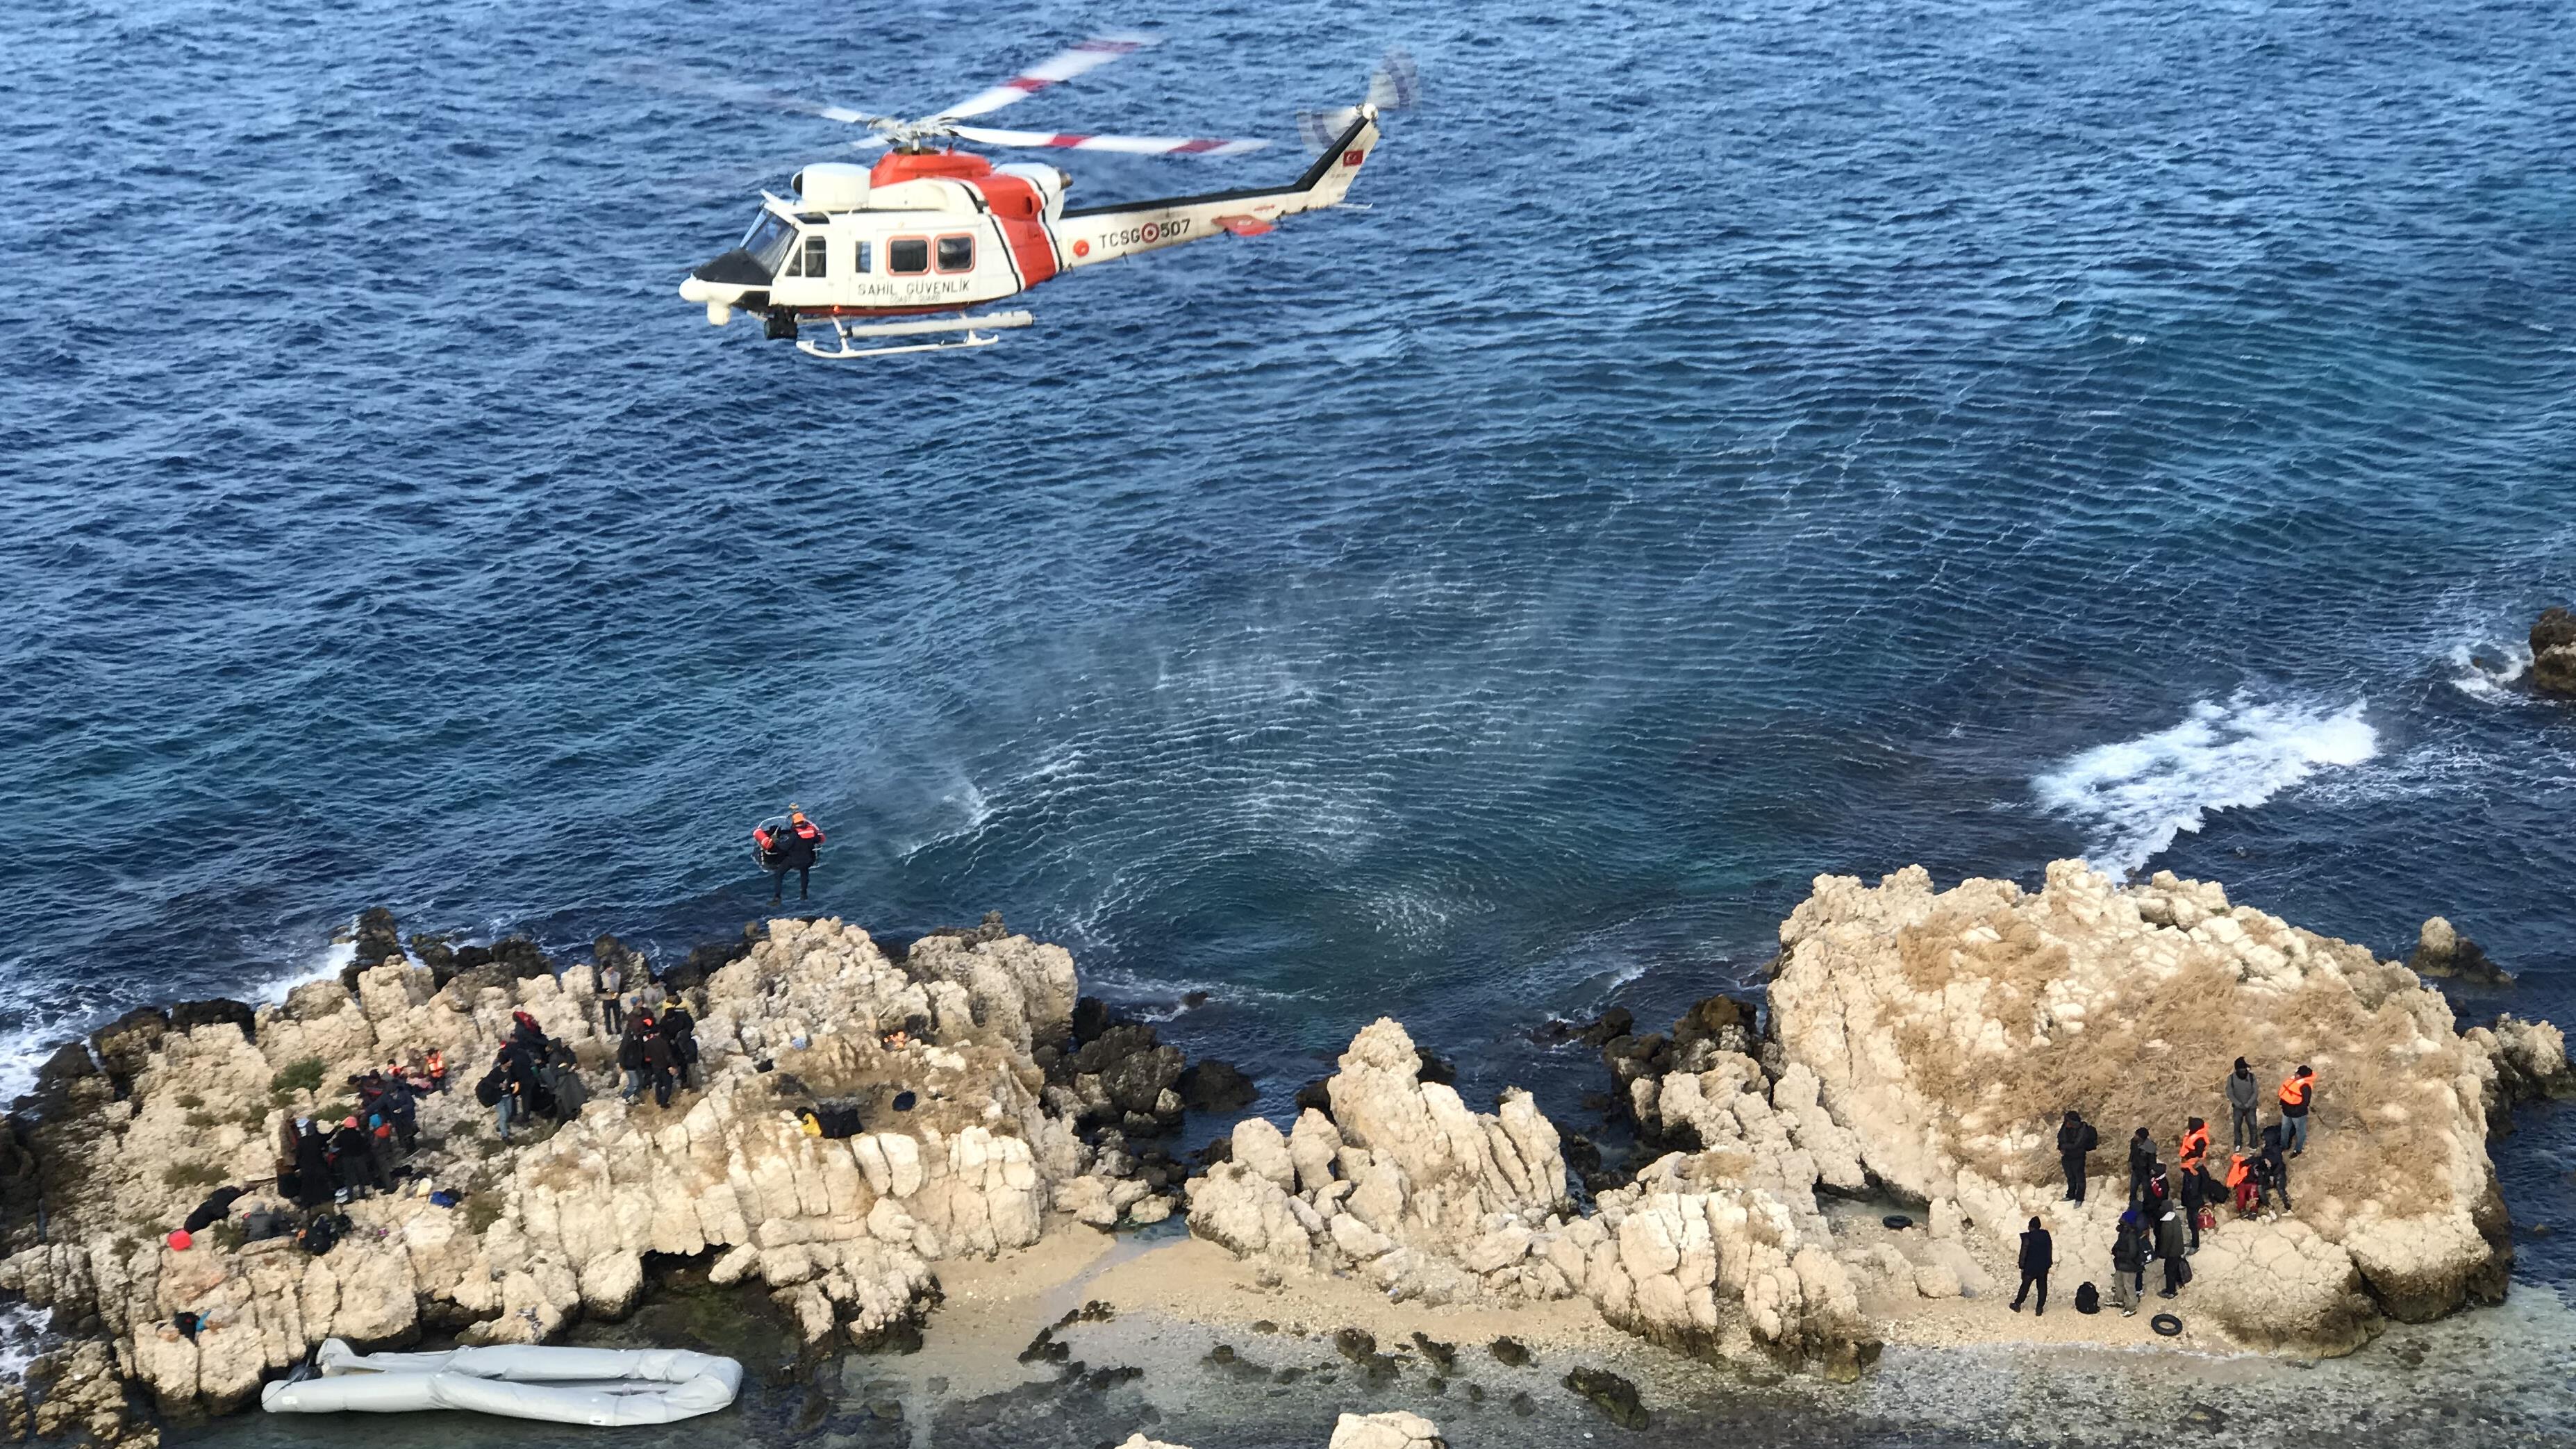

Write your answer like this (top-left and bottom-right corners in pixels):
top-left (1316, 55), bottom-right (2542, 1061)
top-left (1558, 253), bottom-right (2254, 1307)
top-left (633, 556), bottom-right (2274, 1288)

top-left (780, 233), bottom-right (829, 279)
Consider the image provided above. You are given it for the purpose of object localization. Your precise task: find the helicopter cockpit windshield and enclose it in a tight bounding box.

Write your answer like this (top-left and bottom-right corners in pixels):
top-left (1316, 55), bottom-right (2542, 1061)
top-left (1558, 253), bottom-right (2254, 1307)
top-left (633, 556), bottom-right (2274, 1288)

top-left (741, 212), bottom-right (798, 276)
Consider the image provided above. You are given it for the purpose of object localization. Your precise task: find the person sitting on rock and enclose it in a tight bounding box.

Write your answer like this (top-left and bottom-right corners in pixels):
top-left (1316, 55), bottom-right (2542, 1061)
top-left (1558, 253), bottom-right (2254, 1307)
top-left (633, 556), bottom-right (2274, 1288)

top-left (2010, 1216), bottom-right (2052, 1316)
top-left (2277, 1065), bottom-right (2318, 1156)
top-left (2226, 1057), bottom-right (2262, 1148)
top-left (2126, 1127), bottom-right (2157, 1204)
top-left (2109, 1210), bottom-right (2147, 1316)
top-left (2226, 1151), bottom-right (2259, 1218)
top-left (424, 1048), bottom-right (448, 1093)
top-left (2056, 1110), bottom-right (2099, 1202)
top-left (767, 807), bottom-right (825, 903)
top-left (2155, 1207), bottom-right (2191, 1298)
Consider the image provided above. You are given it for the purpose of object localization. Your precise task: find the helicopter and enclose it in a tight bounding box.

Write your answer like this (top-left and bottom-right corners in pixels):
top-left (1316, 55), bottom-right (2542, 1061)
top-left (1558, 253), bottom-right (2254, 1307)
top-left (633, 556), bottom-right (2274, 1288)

top-left (667, 39), bottom-right (1416, 359)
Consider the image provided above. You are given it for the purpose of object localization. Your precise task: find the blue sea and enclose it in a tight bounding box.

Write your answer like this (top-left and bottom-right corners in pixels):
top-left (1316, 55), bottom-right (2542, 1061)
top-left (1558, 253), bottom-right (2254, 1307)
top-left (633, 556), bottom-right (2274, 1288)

top-left (2, 0), bottom-right (2570, 1303)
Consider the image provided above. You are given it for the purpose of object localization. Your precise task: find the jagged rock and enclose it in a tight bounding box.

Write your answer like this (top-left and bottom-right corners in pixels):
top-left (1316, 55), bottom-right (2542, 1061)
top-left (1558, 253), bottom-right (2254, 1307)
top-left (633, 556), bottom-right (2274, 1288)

top-left (1177, 1059), bottom-right (1257, 1113)
top-left (2407, 917), bottom-right (2513, 985)
top-left (0, 913), bottom-right (1096, 1417)
top-left (2531, 606), bottom-right (2576, 697)
top-left (1770, 860), bottom-right (2538, 1353)
top-left (2470, 1016), bottom-right (2574, 1107)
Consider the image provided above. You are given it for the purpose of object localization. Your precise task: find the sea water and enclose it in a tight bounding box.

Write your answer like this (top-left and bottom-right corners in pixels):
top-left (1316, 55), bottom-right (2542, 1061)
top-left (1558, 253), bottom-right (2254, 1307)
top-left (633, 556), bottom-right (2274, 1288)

top-left (1, 0), bottom-right (2570, 1320)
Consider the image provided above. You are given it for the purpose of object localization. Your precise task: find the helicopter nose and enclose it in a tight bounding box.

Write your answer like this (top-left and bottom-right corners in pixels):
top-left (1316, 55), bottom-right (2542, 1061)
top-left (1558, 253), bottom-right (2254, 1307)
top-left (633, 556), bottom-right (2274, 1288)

top-left (690, 248), bottom-right (772, 286)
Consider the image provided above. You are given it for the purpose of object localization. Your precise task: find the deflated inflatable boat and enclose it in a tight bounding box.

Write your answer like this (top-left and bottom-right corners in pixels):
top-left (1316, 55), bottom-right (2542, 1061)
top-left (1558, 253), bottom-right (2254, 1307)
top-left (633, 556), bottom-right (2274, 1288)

top-left (260, 1338), bottom-right (742, 1425)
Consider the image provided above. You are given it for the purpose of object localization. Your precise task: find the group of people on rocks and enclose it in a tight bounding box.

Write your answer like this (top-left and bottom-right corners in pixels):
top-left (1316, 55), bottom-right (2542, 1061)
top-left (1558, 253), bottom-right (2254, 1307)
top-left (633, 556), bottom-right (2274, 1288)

top-left (278, 1056), bottom-right (442, 1207)
top-left (2014, 1059), bottom-right (2321, 1318)
top-left (479, 1011), bottom-right (592, 1142)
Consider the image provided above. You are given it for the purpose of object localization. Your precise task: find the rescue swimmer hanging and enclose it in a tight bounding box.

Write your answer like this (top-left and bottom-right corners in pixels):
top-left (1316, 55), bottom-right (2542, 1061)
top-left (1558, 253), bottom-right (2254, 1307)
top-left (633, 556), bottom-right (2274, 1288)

top-left (651, 39), bottom-right (1418, 358)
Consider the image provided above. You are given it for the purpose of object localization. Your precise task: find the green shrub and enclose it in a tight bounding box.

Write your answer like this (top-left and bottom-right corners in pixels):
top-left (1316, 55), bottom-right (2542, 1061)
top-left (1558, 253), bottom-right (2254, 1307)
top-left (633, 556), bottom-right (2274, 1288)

top-left (462, 1194), bottom-right (503, 1234)
top-left (174, 1092), bottom-right (205, 1110)
top-left (184, 1111), bottom-right (218, 1130)
top-left (269, 1057), bottom-right (326, 1099)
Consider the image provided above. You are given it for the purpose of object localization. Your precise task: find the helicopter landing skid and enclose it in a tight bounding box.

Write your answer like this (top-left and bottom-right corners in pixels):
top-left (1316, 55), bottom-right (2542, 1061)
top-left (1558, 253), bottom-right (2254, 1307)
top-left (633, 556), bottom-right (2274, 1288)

top-left (795, 310), bottom-right (1036, 361)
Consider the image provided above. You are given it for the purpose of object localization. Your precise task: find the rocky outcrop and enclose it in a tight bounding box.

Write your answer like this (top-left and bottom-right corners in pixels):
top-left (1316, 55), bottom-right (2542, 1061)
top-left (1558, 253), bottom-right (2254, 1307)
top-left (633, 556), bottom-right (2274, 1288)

top-left (2531, 606), bottom-right (2576, 697)
top-left (0, 913), bottom-right (1142, 1418)
top-left (2406, 916), bottom-right (2513, 986)
top-left (1186, 1018), bottom-right (1874, 1378)
top-left (1769, 860), bottom-right (2540, 1353)
top-left (1109, 1412), bottom-right (1447, 1449)
top-left (2470, 1015), bottom-right (2574, 1109)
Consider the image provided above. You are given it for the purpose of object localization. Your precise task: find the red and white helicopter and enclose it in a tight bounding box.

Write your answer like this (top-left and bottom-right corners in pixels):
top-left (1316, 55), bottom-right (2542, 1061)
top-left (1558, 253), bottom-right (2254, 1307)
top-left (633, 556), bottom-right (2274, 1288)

top-left (668, 38), bottom-right (1415, 358)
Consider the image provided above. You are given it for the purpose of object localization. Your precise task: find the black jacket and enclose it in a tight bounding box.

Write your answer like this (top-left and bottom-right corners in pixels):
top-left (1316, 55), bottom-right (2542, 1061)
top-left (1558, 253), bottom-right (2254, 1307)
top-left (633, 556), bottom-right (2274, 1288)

top-left (2059, 1116), bottom-right (2097, 1157)
top-left (642, 1033), bottom-right (676, 1072)
top-left (776, 825), bottom-right (821, 868)
top-left (2154, 1210), bottom-right (2186, 1259)
top-left (660, 1006), bottom-right (698, 1059)
top-left (2111, 1223), bottom-right (2147, 1273)
top-left (2019, 1227), bottom-right (2053, 1273)
top-left (2128, 1137), bottom-right (2157, 1177)
top-left (618, 1033), bottom-right (645, 1070)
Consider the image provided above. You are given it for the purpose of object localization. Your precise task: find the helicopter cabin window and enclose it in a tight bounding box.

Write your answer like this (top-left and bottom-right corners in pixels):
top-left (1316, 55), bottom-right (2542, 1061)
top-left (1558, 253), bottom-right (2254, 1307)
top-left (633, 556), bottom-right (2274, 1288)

top-left (742, 212), bottom-right (797, 276)
top-left (936, 234), bottom-right (975, 272)
top-left (783, 234), bottom-right (828, 279)
top-left (853, 241), bottom-right (872, 274)
top-left (888, 238), bottom-right (929, 274)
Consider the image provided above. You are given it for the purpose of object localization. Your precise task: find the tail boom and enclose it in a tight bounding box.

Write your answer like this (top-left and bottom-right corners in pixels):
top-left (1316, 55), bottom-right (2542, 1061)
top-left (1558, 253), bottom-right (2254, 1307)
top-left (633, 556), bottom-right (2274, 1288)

top-left (1051, 105), bottom-right (1380, 270)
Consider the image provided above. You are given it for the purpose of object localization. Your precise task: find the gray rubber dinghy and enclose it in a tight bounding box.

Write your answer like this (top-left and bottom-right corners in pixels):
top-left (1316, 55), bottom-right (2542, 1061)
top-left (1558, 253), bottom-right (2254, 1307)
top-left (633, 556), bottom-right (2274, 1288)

top-left (260, 1338), bottom-right (742, 1425)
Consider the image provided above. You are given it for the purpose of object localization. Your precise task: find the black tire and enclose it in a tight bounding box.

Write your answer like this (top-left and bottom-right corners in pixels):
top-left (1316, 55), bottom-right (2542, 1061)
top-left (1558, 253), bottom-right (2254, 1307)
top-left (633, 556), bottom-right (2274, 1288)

top-left (2151, 1313), bottom-right (2184, 1337)
top-left (1881, 1214), bottom-right (1913, 1230)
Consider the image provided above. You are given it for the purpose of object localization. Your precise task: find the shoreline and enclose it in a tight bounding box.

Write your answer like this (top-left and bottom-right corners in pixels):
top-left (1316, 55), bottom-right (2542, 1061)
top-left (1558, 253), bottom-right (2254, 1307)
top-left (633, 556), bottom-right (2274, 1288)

top-left (3, 865), bottom-right (2570, 1449)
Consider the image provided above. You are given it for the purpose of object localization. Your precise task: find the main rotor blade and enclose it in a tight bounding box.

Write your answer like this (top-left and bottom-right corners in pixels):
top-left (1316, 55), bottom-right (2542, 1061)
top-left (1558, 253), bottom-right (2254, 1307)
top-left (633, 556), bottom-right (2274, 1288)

top-left (937, 34), bottom-right (1156, 119)
top-left (612, 59), bottom-right (888, 127)
top-left (947, 123), bottom-right (1268, 156)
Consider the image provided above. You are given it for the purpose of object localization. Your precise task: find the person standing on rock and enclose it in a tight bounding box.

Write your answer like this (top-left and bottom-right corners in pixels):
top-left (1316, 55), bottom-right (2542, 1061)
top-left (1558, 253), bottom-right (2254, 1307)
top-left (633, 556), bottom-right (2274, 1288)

top-left (2110, 1210), bottom-right (2147, 1316)
top-left (2226, 1058), bottom-right (2262, 1148)
top-left (617, 1018), bottom-right (647, 1102)
top-left (2057, 1111), bottom-right (2099, 1202)
top-left (765, 806), bottom-right (825, 903)
top-left (640, 1020), bottom-right (678, 1108)
top-left (2126, 1127), bottom-right (2157, 1206)
top-left (2155, 1207), bottom-right (2191, 1298)
top-left (659, 1000), bottom-right (699, 1089)
top-left (2257, 1123), bottom-right (2293, 1211)
top-left (290, 1117), bottom-right (332, 1208)
top-left (597, 957), bottom-right (625, 1035)
top-left (2010, 1216), bottom-right (2053, 1316)
top-left (2278, 1065), bottom-right (2318, 1155)
top-left (328, 1116), bottom-right (373, 1202)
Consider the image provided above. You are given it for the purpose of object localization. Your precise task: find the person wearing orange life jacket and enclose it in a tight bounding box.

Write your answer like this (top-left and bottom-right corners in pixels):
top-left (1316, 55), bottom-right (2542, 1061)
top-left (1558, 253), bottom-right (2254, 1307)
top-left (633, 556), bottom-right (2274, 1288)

top-left (758, 806), bottom-right (826, 903)
top-left (2225, 1150), bottom-right (2258, 1217)
top-left (2278, 1064), bottom-right (2318, 1156)
top-left (2176, 1118), bottom-right (2211, 1252)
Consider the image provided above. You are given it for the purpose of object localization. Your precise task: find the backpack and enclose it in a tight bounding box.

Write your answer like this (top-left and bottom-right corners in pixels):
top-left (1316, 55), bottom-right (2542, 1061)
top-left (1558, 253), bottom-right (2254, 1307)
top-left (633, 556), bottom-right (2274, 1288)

top-left (2197, 1207), bottom-right (2217, 1232)
top-left (2074, 1282), bottom-right (2100, 1314)
top-left (474, 1068), bottom-right (505, 1107)
top-left (2078, 1123), bottom-right (2100, 1154)
top-left (299, 1212), bottom-right (349, 1255)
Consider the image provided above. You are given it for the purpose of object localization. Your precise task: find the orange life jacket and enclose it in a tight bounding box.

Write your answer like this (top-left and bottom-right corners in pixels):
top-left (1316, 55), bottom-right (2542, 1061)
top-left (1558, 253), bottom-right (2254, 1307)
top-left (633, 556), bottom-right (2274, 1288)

top-left (2178, 1126), bottom-right (2209, 1171)
top-left (792, 820), bottom-right (824, 843)
top-left (2278, 1073), bottom-right (2313, 1107)
top-left (2225, 1154), bottom-right (2250, 1189)
top-left (426, 1049), bottom-right (445, 1078)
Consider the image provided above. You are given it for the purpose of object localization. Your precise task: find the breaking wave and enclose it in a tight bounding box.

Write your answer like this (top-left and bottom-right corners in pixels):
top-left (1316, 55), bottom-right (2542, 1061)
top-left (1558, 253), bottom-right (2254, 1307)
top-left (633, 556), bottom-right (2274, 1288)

top-left (2031, 693), bottom-right (2380, 872)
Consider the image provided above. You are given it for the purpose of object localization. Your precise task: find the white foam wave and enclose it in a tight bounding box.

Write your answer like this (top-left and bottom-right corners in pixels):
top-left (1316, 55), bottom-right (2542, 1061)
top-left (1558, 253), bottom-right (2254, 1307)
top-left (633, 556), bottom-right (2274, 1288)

top-left (0, 936), bottom-right (356, 1107)
top-left (2031, 693), bottom-right (2378, 872)
top-left (0, 1300), bottom-right (50, 1381)
top-left (2445, 638), bottom-right (2531, 701)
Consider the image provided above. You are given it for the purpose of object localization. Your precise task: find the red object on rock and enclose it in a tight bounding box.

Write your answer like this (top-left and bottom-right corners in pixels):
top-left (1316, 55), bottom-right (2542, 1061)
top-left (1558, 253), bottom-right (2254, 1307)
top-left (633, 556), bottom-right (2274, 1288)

top-left (167, 1229), bottom-right (193, 1251)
